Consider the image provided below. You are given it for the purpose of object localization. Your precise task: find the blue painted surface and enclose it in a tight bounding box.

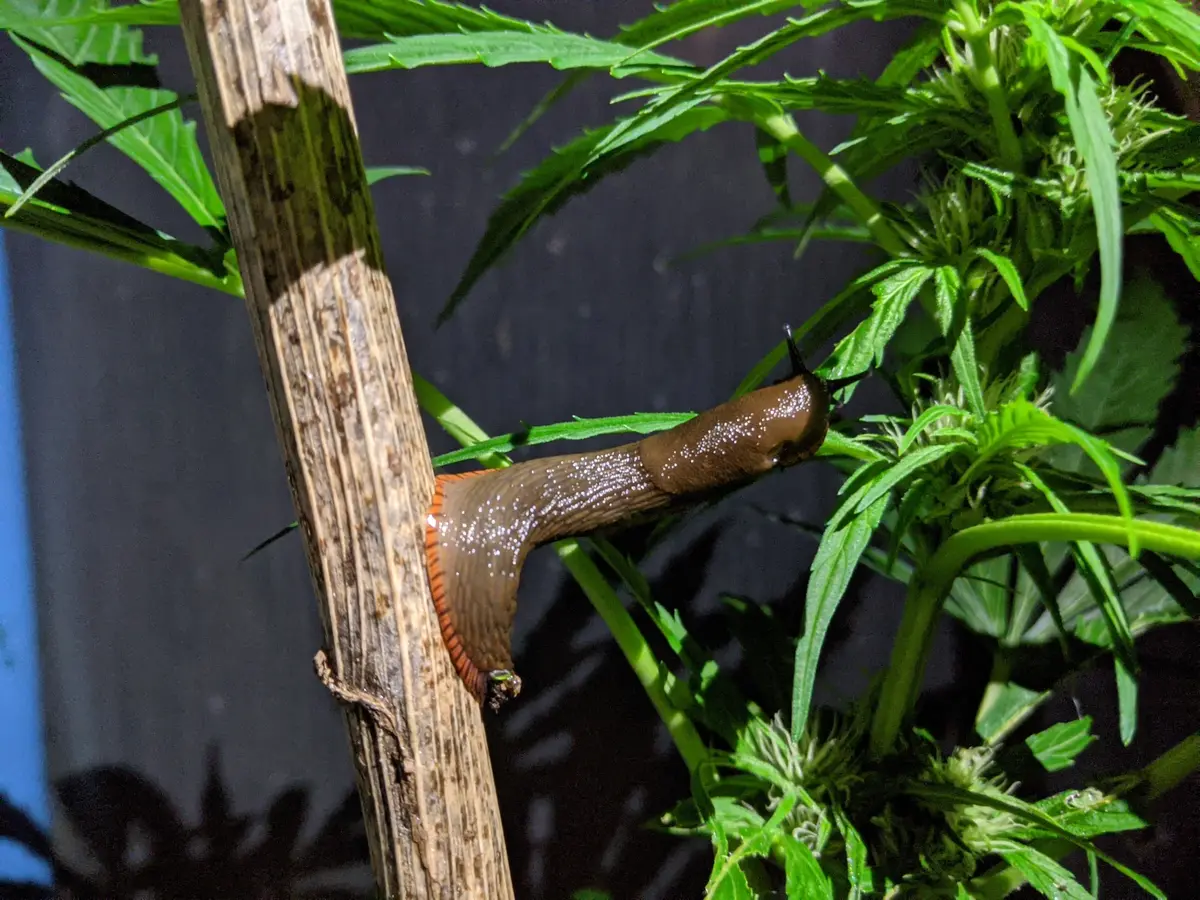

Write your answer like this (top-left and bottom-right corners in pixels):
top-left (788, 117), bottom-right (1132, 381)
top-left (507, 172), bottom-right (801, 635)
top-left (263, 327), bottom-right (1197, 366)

top-left (0, 232), bottom-right (53, 885)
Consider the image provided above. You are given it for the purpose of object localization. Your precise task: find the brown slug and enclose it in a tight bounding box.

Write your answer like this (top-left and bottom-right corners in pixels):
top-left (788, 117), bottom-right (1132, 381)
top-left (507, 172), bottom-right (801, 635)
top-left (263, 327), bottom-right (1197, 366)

top-left (424, 349), bottom-right (831, 712)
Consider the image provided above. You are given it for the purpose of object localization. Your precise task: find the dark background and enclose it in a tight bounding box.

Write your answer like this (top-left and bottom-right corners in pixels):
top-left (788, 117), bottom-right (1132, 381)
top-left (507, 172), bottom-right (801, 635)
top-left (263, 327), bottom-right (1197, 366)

top-left (0, 2), bottom-right (1195, 897)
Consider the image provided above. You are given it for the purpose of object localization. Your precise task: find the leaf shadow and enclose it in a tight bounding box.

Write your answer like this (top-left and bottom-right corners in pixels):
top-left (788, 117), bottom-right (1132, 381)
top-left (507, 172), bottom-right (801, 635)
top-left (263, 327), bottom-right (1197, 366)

top-left (0, 746), bottom-right (369, 900)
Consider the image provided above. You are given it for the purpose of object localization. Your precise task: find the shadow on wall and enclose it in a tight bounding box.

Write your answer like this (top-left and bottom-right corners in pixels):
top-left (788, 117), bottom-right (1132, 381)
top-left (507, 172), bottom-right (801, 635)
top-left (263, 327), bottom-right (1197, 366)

top-left (0, 746), bottom-right (369, 900)
top-left (0, 519), bottom-right (880, 900)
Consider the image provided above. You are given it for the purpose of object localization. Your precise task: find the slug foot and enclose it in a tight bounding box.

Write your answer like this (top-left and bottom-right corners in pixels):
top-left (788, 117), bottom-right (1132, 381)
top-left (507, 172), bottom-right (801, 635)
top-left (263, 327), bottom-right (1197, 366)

top-left (484, 670), bottom-right (522, 712)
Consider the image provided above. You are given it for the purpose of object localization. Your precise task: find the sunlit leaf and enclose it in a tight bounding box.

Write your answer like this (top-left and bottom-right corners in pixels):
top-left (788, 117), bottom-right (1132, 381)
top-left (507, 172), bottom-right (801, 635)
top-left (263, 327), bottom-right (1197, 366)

top-left (8, 2), bottom-right (224, 228)
top-left (365, 165), bottom-right (429, 183)
top-left (0, 150), bottom-right (236, 294)
top-left (343, 31), bottom-right (692, 76)
top-left (432, 412), bottom-right (695, 466)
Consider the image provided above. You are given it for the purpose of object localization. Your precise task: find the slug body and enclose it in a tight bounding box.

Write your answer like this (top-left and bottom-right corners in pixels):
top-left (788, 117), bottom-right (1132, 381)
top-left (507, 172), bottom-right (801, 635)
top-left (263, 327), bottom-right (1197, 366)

top-left (424, 370), bottom-right (830, 710)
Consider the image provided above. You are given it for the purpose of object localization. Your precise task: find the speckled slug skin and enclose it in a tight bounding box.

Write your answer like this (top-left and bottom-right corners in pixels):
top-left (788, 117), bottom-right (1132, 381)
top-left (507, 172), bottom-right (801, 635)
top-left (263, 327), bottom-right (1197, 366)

top-left (424, 370), bottom-right (830, 711)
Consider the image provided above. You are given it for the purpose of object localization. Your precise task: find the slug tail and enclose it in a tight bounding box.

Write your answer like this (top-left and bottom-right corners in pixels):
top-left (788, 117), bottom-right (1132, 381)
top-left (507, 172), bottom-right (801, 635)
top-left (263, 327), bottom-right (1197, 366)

top-left (425, 472), bottom-right (490, 704)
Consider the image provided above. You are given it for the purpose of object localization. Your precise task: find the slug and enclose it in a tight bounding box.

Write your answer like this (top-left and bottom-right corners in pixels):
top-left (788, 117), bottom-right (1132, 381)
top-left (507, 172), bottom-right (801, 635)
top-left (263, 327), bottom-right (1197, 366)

top-left (424, 346), bottom-right (831, 712)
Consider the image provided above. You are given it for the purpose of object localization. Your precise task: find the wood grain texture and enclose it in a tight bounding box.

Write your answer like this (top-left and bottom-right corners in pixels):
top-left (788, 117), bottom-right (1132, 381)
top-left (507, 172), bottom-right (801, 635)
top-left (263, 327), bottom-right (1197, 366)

top-left (176, 0), bottom-right (513, 896)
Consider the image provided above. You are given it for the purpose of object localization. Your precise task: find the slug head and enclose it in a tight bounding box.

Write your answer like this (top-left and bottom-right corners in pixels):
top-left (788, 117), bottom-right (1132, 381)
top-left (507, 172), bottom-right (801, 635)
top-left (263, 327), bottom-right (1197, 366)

top-left (750, 368), bottom-right (831, 469)
top-left (639, 367), bottom-right (831, 495)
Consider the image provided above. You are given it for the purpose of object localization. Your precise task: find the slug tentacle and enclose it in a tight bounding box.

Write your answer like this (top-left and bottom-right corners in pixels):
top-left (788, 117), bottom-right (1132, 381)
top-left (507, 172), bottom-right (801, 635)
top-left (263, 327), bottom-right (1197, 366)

top-left (424, 370), bottom-right (830, 711)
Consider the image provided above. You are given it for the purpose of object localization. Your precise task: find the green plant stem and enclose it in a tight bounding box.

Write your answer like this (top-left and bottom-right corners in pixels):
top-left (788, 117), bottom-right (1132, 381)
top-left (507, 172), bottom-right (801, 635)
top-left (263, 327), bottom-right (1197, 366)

top-left (410, 375), bottom-right (708, 773)
top-left (753, 111), bottom-right (908, 257)
top-left (954, 0), bottom-right (1022, 173)
top-left (554, 541), bottom-right (708, 771)
top-left (869, 513), bottom-right (1200, 756)
top-left (1139, 730), bottom-right (1200, 801)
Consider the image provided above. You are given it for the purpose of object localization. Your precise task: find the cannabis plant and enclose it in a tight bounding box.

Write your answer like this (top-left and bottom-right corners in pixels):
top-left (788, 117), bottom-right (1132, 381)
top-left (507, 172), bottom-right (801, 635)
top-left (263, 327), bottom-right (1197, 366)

top-left (3, 0), bottom-right (1199, 897)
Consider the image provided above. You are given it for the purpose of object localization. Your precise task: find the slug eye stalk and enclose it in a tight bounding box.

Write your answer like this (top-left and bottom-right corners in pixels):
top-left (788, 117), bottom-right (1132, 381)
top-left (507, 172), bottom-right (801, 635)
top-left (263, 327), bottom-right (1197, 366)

top-left (785, 323), bottom-right (808, 378)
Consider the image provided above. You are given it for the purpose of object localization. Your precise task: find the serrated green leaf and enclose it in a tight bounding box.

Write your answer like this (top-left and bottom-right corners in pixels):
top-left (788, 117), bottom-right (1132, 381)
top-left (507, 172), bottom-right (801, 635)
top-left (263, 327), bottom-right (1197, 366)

top-left (1151, 426), bottom-right (1200, 487)
top-left (897, 405), bottom-right (971, 455)
top-left (791, 18), bottom-right (941, 255)
top-left (658, 794), bottom-right (765, 839)
top-left (791, 492), bottom-right (888, 739)
top-left (780, 832), bottom-right (833, 899)
top-left (0, 0), bottom-right (178, 28)
top-left (1149, 209), bottom-right (1200, 280)
top-left (592, 539), bottom-right (691, 660)
top-left (1023, 12), bottom-right (1123, 396)
top-left (616, 0), bottom-right (798, 58)
top-left (594, 3), bottom-right (928, 167)
top-left (706, 820), bottom-right (755, 900)
top-left (0, 150), bottom-right (237, 294)
top-left (1026, 717), bottom-right (1096, 771)
top-left (7, 2), bottom-right (223, 229)
top-left (968, 399), bottom-right (1137, 553)
top-left (0, 0), bottom-right (551, 37)
top-left (1031, 789), bottom-right (1148, 839)
top-left (1024, 538), bottom-right (1199, 645)
top-left (709, 791), bottom-right (798, 897)
top-left (998, 847), bottom-right (1093, 900)
top-left (946, 555), bottom-right (1011, 639)
top-left (1123, 0), bottom-right (1200, 51)
top-left (6, 94), bottom-right (189, 220)
top-left (343, 31), bottom-right (692, 76)
top-left (833, 808), bottom-right (874, 899)
top-left (909, 783), bottom-right (1166, 899)
top-left (442, 106), bottom-right (728, 321)
top-left (738, 74), bottom-right (931, 116)
top-left (825, 264), bottom-right (933, 380)
top-left (934, 264), bottom-right (984, 416)
top-left (431, 412), bottom-right (695, 466)
top-left (1051, 272), bottom-right (1184, 436)
top-left (365, 165), bottom-right (429, 184)
top-left (832, 442), bottom-right (961, 530)
top-left (976, 681), bottom-right (1050, 744)
top-left (975, 248), bottom-right (1029, 310)
top-left (330, 0), bottom-right (546, 40)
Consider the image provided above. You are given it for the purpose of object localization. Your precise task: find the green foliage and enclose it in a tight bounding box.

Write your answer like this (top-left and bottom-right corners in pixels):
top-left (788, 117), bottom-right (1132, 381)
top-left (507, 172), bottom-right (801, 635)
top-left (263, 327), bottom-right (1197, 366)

top-left (5, 0), bottom-right (1200, 897)
top-left (6, 0), bottom-right (222, 228)
top-left (343, 31), bottom-right (693, 77)
top-left (1025, 717), bottom-right (1097, 772)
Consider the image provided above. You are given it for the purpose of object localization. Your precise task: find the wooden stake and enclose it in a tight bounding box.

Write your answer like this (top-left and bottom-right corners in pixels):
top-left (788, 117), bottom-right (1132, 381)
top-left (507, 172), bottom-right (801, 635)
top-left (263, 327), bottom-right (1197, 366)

top-left (177, 1), bottom-right (513, 895)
